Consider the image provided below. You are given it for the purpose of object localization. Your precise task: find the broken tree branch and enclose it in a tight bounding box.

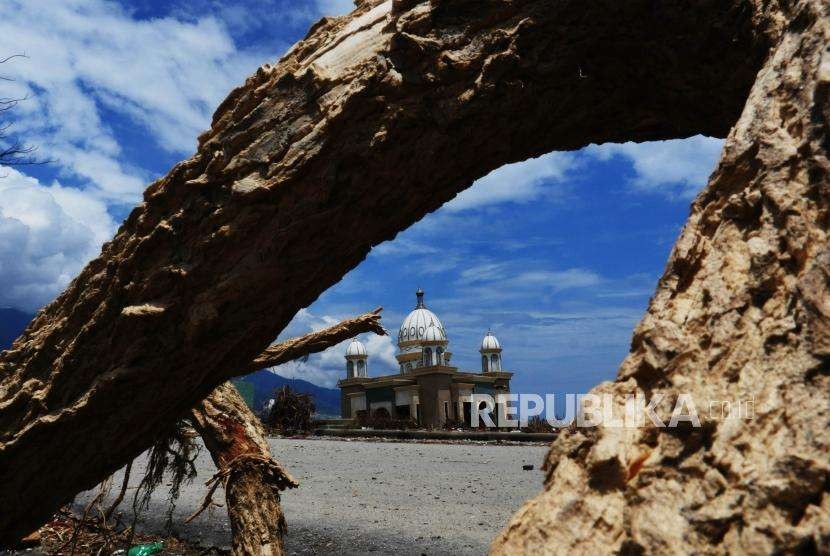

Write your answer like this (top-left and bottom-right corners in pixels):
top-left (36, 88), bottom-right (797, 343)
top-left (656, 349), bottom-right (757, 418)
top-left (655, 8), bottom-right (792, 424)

top-left (248, 307), bottom-right (386, 371)
top-left (190, 308), bottom-right (384, 555)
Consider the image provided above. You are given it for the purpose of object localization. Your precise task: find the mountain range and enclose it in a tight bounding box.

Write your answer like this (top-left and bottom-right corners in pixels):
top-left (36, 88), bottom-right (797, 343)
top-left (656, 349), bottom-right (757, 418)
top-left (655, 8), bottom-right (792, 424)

top-left (235, 370), bottom-right (341, 417)
top-left (0, 308), bottom-right (341, 416)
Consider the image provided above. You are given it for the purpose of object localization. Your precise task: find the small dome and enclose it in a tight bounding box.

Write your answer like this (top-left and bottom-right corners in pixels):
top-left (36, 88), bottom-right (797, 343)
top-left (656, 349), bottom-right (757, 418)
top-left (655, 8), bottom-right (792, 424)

top-left (422, 323), bottom-right (447, 343)
top-left (480, 330), bottom-right (501, 351)
top-left (398, 289), bottom-right (446, 345)
top-left (345, 338), bottom-right (367, 357)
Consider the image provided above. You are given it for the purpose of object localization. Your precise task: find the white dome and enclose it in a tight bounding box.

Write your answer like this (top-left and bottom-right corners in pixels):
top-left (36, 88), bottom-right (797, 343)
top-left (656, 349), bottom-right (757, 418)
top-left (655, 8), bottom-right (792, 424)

top-left (398, 289), bottom-right (446, 345)
top-left (480, 331), bottom-right (501, 351)
top-left (422, 323), bottom-right (447, 343)
top-left (345, 338), bottom-right (367, 357)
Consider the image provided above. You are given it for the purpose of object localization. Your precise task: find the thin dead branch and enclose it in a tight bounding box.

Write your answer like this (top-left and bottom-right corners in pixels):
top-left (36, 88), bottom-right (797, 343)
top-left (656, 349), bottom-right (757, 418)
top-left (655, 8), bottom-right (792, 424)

top-left (248, 306), bottom-right (386, 372)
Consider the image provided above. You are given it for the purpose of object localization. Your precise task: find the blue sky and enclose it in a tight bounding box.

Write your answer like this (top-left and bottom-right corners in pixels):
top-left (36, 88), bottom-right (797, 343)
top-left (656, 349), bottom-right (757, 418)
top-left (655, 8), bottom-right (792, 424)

top-left (0, 0), bottom-right (723, 396)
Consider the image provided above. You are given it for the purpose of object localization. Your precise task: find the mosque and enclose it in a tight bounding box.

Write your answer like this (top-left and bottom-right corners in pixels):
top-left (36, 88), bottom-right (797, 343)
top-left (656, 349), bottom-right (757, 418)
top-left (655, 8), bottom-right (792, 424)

top-left (337, 289), bottom-right (513, 428)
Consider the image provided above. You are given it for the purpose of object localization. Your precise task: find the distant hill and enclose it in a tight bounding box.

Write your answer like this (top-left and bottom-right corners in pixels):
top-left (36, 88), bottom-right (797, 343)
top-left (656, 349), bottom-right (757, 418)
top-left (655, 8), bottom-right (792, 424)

top-left (0, 308), bottom-right (340, 416)
top-left (0, 308), bottom-right (33, 349)
top-left (236, 370), bottom-right (342, 417)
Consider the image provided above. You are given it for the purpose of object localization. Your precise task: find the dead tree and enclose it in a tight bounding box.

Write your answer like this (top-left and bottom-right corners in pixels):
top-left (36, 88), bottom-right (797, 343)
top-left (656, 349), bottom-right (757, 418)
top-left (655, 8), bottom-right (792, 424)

top-left (190, 309), bottom-right (384, 555)
top-left (0, 54), bottom-right (42, 167)
top-left (264, 386), bottom-right (315, 434)
top-left (0, 0), bottom-right (826, 552)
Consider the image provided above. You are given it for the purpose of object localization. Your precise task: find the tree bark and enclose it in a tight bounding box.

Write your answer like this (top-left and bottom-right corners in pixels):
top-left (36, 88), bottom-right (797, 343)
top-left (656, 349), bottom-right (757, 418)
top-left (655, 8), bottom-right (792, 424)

top-left (189, 308), bottom-right (385, 556)
top-left (0, 0), bottom-right (810, 546)
top-left (493, 1), bottom-right (830, 553)
top-left (190, 383), bottom-right (296, 556)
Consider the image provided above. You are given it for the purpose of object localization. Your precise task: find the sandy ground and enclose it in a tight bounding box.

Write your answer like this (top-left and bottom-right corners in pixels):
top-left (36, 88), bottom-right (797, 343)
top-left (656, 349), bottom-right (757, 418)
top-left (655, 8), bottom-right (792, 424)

top-left (75, 437), bottom-right (549, 555)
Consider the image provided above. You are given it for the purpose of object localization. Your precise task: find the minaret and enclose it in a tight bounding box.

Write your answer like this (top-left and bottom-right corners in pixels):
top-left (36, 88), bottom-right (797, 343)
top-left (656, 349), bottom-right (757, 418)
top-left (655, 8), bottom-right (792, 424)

top-left (345, 338), bottom-right (368, 378)
top-left (480, 330), bottom-right (502, 372)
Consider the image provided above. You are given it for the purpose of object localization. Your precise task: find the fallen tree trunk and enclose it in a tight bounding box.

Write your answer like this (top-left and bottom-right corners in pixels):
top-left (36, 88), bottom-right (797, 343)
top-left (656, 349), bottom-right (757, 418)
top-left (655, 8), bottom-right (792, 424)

top-left (189, 309), bottom-right (384, 555)
top-left (0, 0), bottom-right (812, 545)
top-left (493, 2), bottom-right (830, 553)
top-left (190, 383), bottom-right (296, 556)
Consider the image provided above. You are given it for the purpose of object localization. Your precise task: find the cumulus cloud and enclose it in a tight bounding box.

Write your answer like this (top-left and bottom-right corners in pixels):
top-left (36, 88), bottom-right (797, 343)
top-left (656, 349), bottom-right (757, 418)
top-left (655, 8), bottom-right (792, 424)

top-left (587, 135), bottom-right (724, 199)
top-left (0, 168), bottom-right (117, 311)
top-left (268, 308), bottom-right (398, 388)
top-left (0, 0), bottom-right (300, 311)
top-left (0, 0), bottom-right (272, 203)
top-left (438, 135), bottom-right (722, 213)
top-left (444, 152), bottom-right (576, 212)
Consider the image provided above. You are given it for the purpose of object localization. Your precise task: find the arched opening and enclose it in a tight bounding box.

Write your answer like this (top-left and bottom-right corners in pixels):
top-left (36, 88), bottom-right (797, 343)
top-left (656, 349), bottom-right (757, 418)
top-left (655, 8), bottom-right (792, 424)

top-left (356, 359), bottom-right (366, 376)
top-left (346, 360), bottom-right (354, 377)
top-left (254, 128), bottom-right (728, 552)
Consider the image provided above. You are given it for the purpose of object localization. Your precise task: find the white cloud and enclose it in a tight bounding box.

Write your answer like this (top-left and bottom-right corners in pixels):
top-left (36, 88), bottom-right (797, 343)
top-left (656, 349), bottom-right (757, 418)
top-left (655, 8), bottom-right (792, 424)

top-left (0, 0), bottom-right (295, 311)
top-left (372, 237), bottom-right (440, 256)
top-left (457, 262), bottom-right (510, 285)
top-left (587, 135), bottom-right (723, 199)
top-left (444, 151), bottom-right (576, 212)
top-left (0, 168), bottom-right (117, 311)
top-left (496, 306), bottom-right (645, 371)
top-left (0, 0), bottom-right (273, 203)
top-left (514, 268), bottom-right (603, 290)
top-left (458, 262), bottom-right (602, 293)
top-left (434, 136), bottom-right (722, 215)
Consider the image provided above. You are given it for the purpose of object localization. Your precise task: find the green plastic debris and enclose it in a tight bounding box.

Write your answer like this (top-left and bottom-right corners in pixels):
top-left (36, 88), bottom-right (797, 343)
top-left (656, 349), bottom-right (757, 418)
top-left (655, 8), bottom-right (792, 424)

top-left (127, 541), bottom-right (164, 556)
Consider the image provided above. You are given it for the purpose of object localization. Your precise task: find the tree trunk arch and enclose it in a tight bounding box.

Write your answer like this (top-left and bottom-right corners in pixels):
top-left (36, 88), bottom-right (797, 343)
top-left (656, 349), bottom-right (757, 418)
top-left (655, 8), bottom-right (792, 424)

top-left (0, 0), bottom-right (826, 552)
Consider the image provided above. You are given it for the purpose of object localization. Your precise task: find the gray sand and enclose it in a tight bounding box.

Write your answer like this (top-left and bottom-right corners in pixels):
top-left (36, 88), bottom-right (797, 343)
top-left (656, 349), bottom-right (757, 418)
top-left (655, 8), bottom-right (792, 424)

top-left (77, 438), bottom-right (549, 555)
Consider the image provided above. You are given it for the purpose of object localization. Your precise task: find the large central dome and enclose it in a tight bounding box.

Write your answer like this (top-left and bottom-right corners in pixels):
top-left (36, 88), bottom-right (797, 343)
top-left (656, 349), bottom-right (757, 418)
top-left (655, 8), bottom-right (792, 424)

top-left (398, 289), bottom-right (446, 346)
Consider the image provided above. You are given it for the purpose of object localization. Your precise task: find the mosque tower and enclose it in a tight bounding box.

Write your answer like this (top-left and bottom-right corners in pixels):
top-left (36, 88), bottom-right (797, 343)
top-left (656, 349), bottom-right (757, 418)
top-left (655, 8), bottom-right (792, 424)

top-left (480, 330), bottom-right (502, 372)
top-left (345, 338), bottom-right (368, 378)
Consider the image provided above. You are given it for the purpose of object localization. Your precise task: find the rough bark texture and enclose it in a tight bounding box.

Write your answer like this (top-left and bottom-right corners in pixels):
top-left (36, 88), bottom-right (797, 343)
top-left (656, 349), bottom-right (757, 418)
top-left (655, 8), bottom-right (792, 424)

top-left (190, 309), bottom-right (384, 555)
top-left (493, 1), bottom-right (830, 554)
top-left (191, 382), bottom-right (297, 556)
top-left (0, 0), bottom-right (816, 546)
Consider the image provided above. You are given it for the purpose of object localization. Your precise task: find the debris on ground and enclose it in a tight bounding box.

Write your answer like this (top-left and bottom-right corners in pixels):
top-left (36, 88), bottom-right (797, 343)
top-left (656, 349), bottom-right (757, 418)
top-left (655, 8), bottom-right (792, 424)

top-left (6, 509), bottom-right (227, 555)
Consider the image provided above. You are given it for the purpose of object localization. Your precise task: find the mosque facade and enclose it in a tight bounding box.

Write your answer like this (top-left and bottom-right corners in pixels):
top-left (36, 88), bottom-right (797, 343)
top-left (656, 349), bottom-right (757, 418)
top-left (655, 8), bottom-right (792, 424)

top-left (337, 289), bottom-right (513, 427)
